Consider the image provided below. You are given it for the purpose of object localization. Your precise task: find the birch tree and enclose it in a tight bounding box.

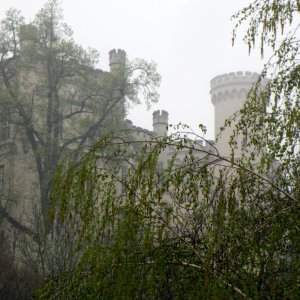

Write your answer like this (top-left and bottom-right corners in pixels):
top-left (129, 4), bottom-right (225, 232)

top-left (35, 1), bottom-right (300, 298)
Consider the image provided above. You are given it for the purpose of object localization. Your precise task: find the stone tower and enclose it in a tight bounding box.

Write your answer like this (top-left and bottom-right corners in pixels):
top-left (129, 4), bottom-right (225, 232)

top-left (19, 24), bottom-right (37, 51)
top-left (152, 110), bottom-right (168, 137)
top-left (109, 49), bottom-right (126, 73)
top-left (210, 71), bottom-right (267, 158)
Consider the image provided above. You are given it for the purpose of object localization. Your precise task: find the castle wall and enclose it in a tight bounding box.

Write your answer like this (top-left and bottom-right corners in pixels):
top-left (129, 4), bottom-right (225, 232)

top-left (0, 48), bottom-right (128, 228)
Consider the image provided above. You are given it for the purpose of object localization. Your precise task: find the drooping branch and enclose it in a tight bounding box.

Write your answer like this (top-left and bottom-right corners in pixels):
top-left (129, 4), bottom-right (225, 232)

top-left (0, 204), bottom-right (39, 242)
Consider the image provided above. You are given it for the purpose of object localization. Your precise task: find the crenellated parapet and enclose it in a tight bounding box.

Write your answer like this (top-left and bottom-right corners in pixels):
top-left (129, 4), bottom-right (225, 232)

top-left (153, 110), bottom-right (168, 124)
top-left (152, 110), bottom-right (169, 137)
top-left (210, 71), bottom-right (260, 89)
top-left (109, 49), bottom-right (126, 72)
top-left (210, 71), bottom-right (268, 105)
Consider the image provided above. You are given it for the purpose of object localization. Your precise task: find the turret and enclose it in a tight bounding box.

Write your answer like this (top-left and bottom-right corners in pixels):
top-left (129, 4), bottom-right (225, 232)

top-left (19, 24), bottom-right (37, 51)
top-left (210, 71), bottom-right (268, 157)
top-left (109, 49), bottom-right (126, 73)
top-left (153, 110), bottom-right (168, 137)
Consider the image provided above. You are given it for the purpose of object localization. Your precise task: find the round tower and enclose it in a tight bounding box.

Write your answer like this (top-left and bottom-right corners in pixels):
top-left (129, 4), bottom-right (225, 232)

top-left (210, 71), bottom-right (268, 158)
top-left (153, 110), bottom-right (169, 137)
top-left (109, 49), bottom-right (126, 73)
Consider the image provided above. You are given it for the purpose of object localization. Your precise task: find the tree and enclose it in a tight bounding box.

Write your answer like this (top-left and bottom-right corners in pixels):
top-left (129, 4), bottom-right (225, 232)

top-left (0, 0), bottom-right (160, 240)
top-left (35, 0), bottom-right (300, 299)
top-left (0, 243), bottom-right (41, 300)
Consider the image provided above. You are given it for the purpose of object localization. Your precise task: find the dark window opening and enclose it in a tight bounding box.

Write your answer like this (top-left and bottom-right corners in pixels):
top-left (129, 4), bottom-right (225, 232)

top-left (121, 165), bottom-right (128, 197)
top-left (0, 166), bottom-right (4, 195)
top-left (1, 114), bottom-right (10, 141)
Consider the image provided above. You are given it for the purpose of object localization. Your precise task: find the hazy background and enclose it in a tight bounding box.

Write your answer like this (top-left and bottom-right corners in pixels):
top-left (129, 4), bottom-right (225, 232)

top-left (1, 0), bottom-right (266, 139)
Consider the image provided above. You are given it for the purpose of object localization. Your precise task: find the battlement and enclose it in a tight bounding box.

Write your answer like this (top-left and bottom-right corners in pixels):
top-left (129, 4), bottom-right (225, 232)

top-left (152, 110), bottom-right (168, 137)
top-left (210, 71), bottom-right (262, 90)
top-left (153, 110), bottom-right (168, 124)
top-left (109, 49), bottom-right (126, 69)
top-left (210, 71), bottom-right (269, 105)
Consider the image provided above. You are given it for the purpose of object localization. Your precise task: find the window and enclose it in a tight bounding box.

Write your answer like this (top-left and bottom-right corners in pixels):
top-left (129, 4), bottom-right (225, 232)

top-left (121, 165), bottom-right (128, 196)
top-left (59, 118), bottom-right (63, 139)
top-left (1, 114), bottom-right (10, 141)
top-left (0, 166), bottom-right (4, 195)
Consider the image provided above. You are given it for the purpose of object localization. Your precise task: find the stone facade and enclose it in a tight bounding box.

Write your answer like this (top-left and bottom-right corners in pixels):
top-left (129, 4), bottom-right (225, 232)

top-left (0, 46), bottom-right (128, 226)
top-left (0, 46), bottom-right (264, 230)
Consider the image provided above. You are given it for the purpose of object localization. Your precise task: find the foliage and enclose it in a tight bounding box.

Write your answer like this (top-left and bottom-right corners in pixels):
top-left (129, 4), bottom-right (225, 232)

top-left (0, 0), bottom-right (160, 293)
top-left (35, 122), bottom-right (298, 299)
top-left (0, 0), bottom-right (160, 233)
top-left (0, 244), bottom-right (41, 299)
top-left (231, 0), bottom-right (300, 198)
top-left (34, 0), bottom-right (300, 298)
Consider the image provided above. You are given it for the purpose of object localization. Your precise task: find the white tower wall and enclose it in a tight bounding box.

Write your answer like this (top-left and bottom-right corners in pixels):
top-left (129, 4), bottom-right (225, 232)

top-left (210, 71), bottom-right (267, 158)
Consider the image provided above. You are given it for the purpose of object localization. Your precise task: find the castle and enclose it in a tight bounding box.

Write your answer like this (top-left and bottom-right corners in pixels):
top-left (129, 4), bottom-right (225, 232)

top-left (0, 44), bottom-right (131, 229)
top-left (0, 40), bottom-right (265, 240)
top-left (150, 71), bottom-right (267, 158)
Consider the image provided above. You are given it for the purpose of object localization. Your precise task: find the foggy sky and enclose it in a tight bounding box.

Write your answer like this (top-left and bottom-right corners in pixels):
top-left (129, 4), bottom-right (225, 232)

top-left (1, 0), bottom-right (266, 139)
